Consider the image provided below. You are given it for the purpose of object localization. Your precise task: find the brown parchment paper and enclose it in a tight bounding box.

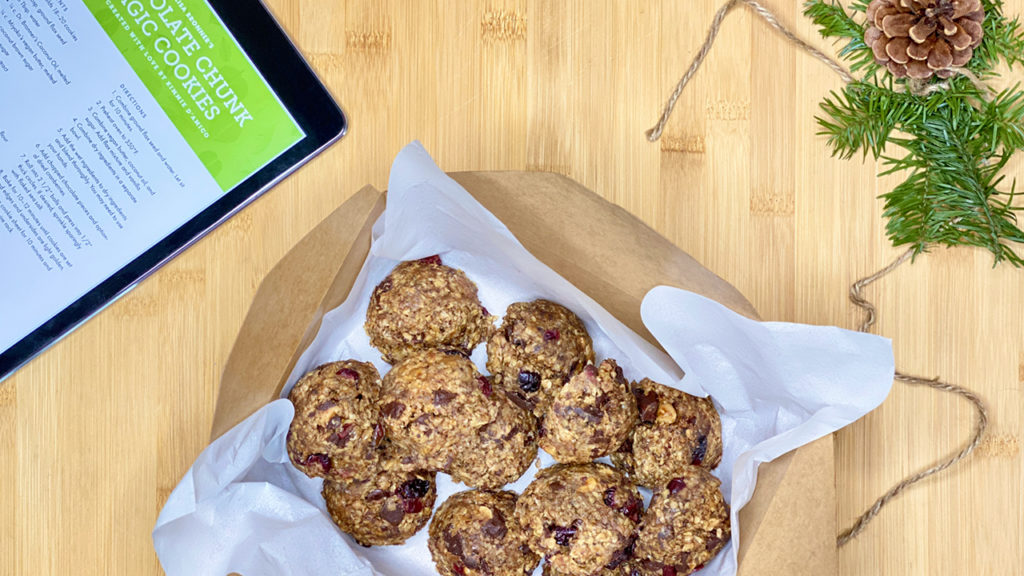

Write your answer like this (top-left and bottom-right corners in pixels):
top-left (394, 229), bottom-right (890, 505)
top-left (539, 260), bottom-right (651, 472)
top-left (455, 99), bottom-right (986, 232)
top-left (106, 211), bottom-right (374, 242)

top-left (211, 171), bottom-right (836, 576)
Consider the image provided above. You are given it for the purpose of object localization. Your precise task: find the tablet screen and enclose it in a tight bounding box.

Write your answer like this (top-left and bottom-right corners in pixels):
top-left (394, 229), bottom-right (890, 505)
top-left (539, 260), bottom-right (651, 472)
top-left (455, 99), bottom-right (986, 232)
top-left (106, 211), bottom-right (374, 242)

top-left (0, 1), bottom-right (307, 353)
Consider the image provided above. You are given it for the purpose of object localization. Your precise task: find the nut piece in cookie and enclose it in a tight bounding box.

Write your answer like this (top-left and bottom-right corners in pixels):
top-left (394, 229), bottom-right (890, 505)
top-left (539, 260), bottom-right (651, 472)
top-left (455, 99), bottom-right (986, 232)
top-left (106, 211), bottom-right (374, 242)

top-left (632, 466), bottom-right (730, 575)
top-left (516, 463), bottom-right (642, 576)
top-left (365, 256), bottom-right (493, 363)
top-left (611, 379), bottom-right (723, 488)
top-left (286, 360), bottom-right (384, 481)
top-left (380, 350), bottom-right (537, 487)
top-left (323, 465), bottom-right (437, 546)
top-left (449, 382), bottom-right (540, 489)
top-left (487, 300), bottom-right (595, 416)
top-left (539, 359), bottom-right (637, 463)
top-left (429, 490), bottom-right (540, 576)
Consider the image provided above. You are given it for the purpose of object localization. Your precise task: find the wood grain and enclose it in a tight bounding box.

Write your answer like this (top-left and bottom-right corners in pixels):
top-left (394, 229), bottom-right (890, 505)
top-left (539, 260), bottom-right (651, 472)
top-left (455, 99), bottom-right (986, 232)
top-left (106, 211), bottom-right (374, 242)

top-left (2, 1), bottom-right (1022, 574)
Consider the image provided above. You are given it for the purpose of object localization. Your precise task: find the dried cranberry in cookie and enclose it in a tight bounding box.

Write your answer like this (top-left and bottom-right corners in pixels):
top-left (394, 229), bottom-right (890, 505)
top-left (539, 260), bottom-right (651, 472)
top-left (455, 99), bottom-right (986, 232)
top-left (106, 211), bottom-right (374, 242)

top-left (286, 360), bottom-right (383, 481)
top-left (611, 379), bottom-right (723, 488)
top-left (365, 257), bottom-right (493, 363)
top-left (516, 463), bottom-right (642, 576)
top-left (539, 359), bottom-right (637, 463)
top-left (428, 490), bottom-right (540, 576)
top-left (487, 300), bottom-right (594, 416)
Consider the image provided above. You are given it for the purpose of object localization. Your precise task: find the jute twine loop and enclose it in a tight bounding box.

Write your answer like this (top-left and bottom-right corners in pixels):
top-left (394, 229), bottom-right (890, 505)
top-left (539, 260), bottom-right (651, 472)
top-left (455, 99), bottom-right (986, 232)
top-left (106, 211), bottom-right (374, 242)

top-left (910, 66), bottom-right (995, 97)
top-left (646, 0), bottom-right (855, 142)
top-left (841, 248), bottom-right (990, 546)
top-left (647, 0), bottom-right (995, 141)
top-left (648, 0), bottom-right (992, 548)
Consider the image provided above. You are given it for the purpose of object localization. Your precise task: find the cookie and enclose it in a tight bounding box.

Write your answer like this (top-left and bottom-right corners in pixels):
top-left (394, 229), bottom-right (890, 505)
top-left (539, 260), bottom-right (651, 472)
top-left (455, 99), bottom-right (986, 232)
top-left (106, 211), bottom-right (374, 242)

top-left (611, 379), bottom-right (723, 487)
top-left (429, 490), bottom-right (540, 576)
top-left (365, 256), bottom-right (493, 363)
top-left (516, 463), bottom-right (642, 576)
top-left (541, 561), bottom-right (635, 576)
top-left (449, 388), bottom-right (539, 489)
top-left (632, 466), bottom-right (730, 576)
top-left (322, 465), bottom-right (437, 546)
top-left (539, 360), bottom-right (637, 463)
top-left (380, 350), bottom-right (537, 487)
top-left (487, 300), bottom-right (594, 416)
top-left (286, 360), bottom-right (384, 481)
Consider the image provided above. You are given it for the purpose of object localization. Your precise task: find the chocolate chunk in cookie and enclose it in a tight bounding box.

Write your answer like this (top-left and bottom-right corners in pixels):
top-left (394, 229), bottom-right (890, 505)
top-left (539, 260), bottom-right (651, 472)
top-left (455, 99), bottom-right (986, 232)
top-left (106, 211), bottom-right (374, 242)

top-left (449, 387), bottom-right (539, 489)
top-left (380, 350), bottom-right (537, 487)
top-left (323, 464), bottom-right (437, 546)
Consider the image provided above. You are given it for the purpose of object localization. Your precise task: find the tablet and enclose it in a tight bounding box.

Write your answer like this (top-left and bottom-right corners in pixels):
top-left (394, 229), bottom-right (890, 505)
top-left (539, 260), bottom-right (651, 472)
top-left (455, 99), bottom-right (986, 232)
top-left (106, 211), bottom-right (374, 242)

top-left (0, 0), bottom-right (347, 381)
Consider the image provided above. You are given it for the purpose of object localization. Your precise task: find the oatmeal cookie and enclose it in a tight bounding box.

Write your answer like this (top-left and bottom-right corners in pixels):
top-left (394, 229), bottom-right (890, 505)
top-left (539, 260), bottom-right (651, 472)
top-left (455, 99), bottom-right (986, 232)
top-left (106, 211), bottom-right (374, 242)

top-left (449, 387), bottom-right (539, 489)
top-left (322, 466), bottom-right (437, 546)
top-left (365, 256), bottom-right (493, 363)
top-left (632, 466), bottom-right (730, 576)
top-left (380, 350), bottom-right (537, 487)
top-left (286, 360), bottom-right (384, 481)
top-left (516, 463), bottom-right (642, 576)
top-left (541, 561), bottom-right (636, 576)
top-left (539, 360), bottom-right (637, 463)
top-left (429, 490), bottom-right (540, 576)
top-left (611, 379), bottom-right (722, 487)
top-left (487, 300), bottom-right (594, 416)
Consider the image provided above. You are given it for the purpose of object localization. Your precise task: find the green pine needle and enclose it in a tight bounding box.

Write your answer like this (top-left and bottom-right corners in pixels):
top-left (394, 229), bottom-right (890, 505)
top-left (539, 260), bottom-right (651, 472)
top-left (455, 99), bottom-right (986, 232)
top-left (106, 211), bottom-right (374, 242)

top-left (975, 0), bottom-right (1024, 71)
top-left (804, 0), bottom-right (1024, 266)
top-left (804, 0), bottom-right (880, 74)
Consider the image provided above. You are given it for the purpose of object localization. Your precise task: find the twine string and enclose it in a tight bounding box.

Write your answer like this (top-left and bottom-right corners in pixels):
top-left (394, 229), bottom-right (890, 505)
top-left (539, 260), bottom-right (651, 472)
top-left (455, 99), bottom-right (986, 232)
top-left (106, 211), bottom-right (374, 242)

top-left (906, 66), bottom-right (995, 100)
top-left (647, 0), bottom-right (994, 141)
top-left (848, 247), bottom-right (914, 333)
top-left (649, 1), bottom-right (992, 548)
top-left (840, 248), bottom-right (990, 546)
top-left (646, 0), bottom-right (854, 142)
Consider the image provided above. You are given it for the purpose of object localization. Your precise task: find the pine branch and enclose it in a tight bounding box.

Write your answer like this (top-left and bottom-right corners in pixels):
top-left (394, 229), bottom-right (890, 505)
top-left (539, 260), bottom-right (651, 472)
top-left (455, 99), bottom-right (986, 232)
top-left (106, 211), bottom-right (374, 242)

top-left (879, 93), bottom-right (1024, 265)
top-left (816, 81), bottom-right (919, 159)
top-left (804, 0), bottom-right (1024, 266)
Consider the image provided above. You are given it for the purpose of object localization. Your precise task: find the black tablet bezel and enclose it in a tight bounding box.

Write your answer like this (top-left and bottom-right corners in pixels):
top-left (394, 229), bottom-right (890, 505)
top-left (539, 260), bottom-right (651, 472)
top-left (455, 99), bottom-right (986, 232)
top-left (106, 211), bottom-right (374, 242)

top-left (0, 0), bottom-right (347, 381)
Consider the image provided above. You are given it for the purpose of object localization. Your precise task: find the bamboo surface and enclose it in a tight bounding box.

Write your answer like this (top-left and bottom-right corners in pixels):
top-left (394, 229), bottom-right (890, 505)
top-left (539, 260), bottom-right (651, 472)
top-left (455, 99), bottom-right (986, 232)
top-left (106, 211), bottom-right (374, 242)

top-left (2, 1), bottom-right (1023, 575)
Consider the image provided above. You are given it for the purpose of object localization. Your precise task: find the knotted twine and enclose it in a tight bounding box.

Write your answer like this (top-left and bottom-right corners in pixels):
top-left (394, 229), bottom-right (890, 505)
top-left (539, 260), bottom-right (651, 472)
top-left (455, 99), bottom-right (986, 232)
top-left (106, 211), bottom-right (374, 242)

top-left (646, 0), bottom-right (990, 548)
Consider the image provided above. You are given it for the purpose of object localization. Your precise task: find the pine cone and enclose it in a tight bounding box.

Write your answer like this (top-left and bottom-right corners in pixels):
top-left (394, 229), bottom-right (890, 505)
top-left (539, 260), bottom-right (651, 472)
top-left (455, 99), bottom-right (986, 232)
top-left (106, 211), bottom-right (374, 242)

top-left (864, 0), bottom-right (985, 79)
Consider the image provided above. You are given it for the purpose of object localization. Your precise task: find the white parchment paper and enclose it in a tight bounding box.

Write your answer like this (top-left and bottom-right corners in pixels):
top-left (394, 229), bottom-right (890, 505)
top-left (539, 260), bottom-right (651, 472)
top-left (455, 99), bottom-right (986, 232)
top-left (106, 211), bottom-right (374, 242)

top-left (153, 142), bottom-right (894, 576)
